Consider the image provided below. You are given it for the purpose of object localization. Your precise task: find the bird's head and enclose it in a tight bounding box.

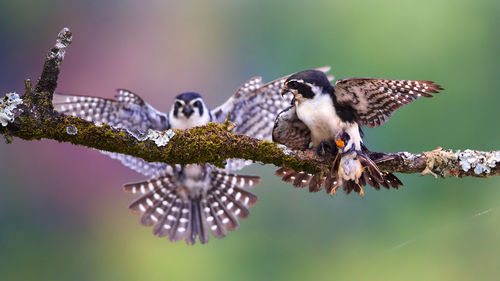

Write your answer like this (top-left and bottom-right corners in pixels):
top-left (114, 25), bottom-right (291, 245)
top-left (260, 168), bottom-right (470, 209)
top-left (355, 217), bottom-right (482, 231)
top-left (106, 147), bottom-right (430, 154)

top-left (169, 92), bottom-right (211, 129)
top-left (334, 131), bottom-right (354, 154)
top-left (281, 69), bottom-right (332, 104)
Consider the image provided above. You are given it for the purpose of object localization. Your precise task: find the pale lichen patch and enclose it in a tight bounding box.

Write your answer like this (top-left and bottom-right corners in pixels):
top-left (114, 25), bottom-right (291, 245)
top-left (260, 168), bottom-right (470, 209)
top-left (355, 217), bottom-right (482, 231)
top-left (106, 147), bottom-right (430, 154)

top-left (145, 129), bottom-right (175, 147)
top-left (66, 125), bottom-right (78, 135)
top-left (401, 151), bottom-right (416, 165)
top-left (0, 92), bottom-right (23, 126)
top-left (277, 144), bottom-right (294, 156)
top-left (47, 27), bottom-right (72, 61)
top-left (456, 150), bottom-right (500, 175)
top-left (127, 129), bottom-right (149, 141)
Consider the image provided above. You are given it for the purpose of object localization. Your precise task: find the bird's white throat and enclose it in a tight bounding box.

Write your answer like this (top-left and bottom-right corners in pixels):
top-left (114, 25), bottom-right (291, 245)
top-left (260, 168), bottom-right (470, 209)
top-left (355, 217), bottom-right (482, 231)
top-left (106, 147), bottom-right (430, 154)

top-left (168, 108), bottom-right (211, 130)
top-left (295, 93), bottom-right (362, 149)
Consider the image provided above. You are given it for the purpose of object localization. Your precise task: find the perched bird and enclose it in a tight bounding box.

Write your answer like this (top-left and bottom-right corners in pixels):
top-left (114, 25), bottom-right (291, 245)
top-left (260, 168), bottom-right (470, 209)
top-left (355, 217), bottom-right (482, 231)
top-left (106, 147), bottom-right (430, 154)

top-left (273, 69), bottom-right (443, 194)
top-left (53, 67), bottom-right (330, 244)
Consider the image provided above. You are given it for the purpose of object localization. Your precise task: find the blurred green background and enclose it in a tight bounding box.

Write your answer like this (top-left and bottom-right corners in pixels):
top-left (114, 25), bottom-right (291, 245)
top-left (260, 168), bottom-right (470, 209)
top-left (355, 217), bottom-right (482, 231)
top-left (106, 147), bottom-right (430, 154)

top-left (1, 0), bottom-right (499, 280)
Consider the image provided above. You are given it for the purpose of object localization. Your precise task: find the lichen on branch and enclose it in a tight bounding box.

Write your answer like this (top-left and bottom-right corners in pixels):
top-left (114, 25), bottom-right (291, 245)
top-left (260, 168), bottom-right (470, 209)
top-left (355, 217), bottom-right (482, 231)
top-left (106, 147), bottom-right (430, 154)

top-left (0, 27), bottom-right (498, 180)
top-left (0, 93), bottom-right (23, 126)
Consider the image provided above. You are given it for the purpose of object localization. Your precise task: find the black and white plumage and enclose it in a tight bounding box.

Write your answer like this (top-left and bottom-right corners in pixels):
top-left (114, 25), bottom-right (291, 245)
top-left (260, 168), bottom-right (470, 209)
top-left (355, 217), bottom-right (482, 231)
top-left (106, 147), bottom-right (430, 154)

top-left (169, 92), bottom-right (212, 129)
top-left (53, 89), bottom-right (170, 131)
top-left (123, 167), bottom-right (259, 244)
top-left (53, 67), bottom-right (330, 244)
top-left (273, 69), bottom-right (443, 195)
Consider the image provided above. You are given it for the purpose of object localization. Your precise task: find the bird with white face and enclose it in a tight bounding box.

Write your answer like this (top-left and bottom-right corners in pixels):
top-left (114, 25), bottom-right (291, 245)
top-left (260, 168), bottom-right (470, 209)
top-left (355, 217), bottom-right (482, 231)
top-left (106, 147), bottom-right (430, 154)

top-left (52, 66), bottom-right (331, 244)
top-left (273, 69), bottom-right (443, 194)
top-left (169, 92), bottom-right (211, 129)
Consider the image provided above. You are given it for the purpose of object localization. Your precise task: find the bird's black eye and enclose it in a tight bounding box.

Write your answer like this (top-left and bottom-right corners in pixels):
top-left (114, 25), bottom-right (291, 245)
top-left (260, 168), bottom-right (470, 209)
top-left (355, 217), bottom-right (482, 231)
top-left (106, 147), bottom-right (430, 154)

top-left (342, 132), bottom-right (350, 142)
top-left (173, 101), bottom-right (183, 117)
top-left (287, 81), bottom-right (299, 89)
top-left (193, 101), bottom-right (204, 116)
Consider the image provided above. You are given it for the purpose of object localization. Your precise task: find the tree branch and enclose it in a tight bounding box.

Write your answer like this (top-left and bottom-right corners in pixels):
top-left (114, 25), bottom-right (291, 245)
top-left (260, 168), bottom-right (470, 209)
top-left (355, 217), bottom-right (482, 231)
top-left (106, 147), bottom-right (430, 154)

top-left (1, 28), bottom-right (498, 179)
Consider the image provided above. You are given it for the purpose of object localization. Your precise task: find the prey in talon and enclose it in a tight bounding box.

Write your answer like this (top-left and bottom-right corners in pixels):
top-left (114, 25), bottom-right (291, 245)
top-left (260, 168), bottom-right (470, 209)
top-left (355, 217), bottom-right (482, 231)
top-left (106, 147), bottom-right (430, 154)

top-left (329, 131), bottom-right (364, 196)
top-left (327, 131), bottom-right (403, 196)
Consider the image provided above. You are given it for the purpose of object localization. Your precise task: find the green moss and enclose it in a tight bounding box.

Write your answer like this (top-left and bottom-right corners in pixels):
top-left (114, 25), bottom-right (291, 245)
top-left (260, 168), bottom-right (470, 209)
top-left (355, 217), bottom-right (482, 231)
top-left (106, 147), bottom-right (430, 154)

top-left (5, 83), bottom-right (498, 178)
top-left (5, 92), bottom-right (324, 175)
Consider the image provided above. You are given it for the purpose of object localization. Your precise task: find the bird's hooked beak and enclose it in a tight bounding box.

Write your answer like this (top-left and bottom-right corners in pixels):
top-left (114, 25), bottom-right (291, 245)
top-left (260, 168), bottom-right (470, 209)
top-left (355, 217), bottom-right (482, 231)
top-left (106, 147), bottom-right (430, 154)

top-left (182, 105), bottom-right (194, 118)
top-left (280, 83), bottom-right (290, 97)
top-left (281, 82), bottom-right (297, 104)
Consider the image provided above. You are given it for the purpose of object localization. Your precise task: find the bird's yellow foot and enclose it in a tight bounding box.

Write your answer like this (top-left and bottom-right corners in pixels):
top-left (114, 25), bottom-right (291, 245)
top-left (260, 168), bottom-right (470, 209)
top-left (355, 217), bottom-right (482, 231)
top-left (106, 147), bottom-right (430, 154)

top-left (359, 187), bottom-right (364, 198)
top-left (329, 185), bottom-right (339, 196)
top-left (356, 183), bottom-right (365, 198)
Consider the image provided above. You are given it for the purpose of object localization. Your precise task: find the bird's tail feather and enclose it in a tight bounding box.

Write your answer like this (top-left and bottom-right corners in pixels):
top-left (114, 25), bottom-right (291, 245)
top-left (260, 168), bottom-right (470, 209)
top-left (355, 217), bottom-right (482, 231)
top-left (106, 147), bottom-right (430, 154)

top-left (275, 168), bottom-right (324, 192)
top-left (123, 171), bottom-right (260, 244)
top-left (276, 149), bottom-right (403, 195)
top-left (358, 153), bottom-right (403, 190)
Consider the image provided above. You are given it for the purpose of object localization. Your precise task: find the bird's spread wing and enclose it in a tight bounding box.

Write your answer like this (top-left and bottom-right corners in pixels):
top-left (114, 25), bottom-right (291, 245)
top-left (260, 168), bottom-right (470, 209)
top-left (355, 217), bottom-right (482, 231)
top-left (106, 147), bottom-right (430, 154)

top-left (272, 106), bottom-right (311, 150)
top-left (213, 66), bottom-right (330, 170)
top-left (53, 89), bottom-right (170, 131)
top-left (212, 76), bottom-right (287, 140)
top-left (333, 78), bottom-right (443, 128)
top-left (53, 89), bottom-right (172, 177)
top-left (212, 75), bottom-right (285, 171)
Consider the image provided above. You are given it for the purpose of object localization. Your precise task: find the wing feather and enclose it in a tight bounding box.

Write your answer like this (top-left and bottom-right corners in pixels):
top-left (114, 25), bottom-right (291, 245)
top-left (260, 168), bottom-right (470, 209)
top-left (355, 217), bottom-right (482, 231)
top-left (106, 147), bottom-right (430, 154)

top-left (53, 89), bottom-right (170, 131)
top-left (334, 78), bottom-right (443, 128)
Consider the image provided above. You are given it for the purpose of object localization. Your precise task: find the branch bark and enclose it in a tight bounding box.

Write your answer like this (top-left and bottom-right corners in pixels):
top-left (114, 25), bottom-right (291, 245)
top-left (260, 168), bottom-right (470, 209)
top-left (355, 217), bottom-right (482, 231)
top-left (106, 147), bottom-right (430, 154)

top-left (1, 28), bottom-right (499, 179)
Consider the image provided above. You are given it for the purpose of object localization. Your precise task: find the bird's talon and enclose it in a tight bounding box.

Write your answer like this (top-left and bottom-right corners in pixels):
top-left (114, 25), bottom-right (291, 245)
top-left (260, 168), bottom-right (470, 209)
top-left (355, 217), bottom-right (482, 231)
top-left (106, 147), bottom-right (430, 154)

top-left (316, 140), bottom-right (334, 156)
top-left (329, 186), bottom-right (338, 196)
top-left (359, 187), bottom-right (364, 198)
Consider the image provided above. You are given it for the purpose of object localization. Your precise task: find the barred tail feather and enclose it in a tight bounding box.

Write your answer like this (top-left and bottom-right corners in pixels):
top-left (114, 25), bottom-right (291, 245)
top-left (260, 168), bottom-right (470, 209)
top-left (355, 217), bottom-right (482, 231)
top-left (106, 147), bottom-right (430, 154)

top-left (199, 171), bottom-right (260, 240)
top-left (382, 172), bottom-right (403, 188)
top-left (123, 172), bottom-right (259, 244)
top-left (211, 171), bottom-right (261, 189)
top-left (275, 168), bottom-right (324, 192)
top-left (308, 175), bottom-right (324, 192)
top-left (166, 199), bottom-right (191, 243)
top-left (208, 171), bottom-right (259, 218)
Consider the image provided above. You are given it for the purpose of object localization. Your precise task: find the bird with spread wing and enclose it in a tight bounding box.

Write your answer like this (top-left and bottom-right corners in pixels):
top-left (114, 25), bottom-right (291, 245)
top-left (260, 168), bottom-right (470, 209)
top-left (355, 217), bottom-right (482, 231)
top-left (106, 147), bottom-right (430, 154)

top-left (273, 69), bottom-right (443, 196)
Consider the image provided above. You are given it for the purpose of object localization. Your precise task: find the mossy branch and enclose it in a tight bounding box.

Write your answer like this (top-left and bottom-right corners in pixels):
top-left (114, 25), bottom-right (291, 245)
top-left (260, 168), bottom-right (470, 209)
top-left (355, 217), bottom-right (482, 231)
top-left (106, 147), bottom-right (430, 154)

top-left (1, 28), bottom-right (499, 179)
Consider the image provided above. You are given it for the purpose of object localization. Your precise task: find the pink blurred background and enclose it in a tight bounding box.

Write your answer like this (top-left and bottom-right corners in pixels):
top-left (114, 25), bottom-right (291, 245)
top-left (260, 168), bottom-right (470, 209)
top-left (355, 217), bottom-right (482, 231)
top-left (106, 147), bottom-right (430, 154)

top-left (1, 1), bottom-right (500, 280)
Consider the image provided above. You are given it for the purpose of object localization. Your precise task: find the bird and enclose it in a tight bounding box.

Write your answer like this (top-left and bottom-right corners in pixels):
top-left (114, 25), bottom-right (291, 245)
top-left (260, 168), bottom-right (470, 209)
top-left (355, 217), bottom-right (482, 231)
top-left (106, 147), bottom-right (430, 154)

top-left (331, 131), bottom-right (365, 195)
top-left (52, 66), bottom-right (331, 244)
top-left (273, 69), bottom-right (443, 194)
top-left (325, 130), bottom-right (402, 197)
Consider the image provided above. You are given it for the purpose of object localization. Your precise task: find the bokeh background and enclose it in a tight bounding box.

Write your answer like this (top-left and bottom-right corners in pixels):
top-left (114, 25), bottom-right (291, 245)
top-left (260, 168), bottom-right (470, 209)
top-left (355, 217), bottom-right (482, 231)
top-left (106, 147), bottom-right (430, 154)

top-left (1, 0), bottom-right (499, 280)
